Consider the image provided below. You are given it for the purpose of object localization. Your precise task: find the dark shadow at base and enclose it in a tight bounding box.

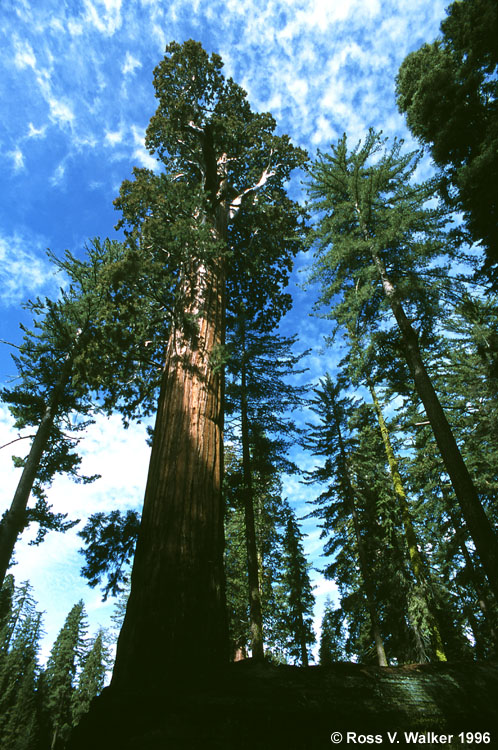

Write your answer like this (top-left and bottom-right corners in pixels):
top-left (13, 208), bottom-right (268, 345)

top-left (68, 660), bottom-right (498, 750)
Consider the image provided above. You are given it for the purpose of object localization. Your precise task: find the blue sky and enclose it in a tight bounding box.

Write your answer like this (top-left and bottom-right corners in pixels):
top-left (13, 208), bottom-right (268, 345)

top-left (0, 0), bottom-right (448, 660)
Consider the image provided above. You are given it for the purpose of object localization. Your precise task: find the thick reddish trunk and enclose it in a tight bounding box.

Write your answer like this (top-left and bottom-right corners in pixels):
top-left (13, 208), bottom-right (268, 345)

top-left (111, 255), bottom-right (228, 685)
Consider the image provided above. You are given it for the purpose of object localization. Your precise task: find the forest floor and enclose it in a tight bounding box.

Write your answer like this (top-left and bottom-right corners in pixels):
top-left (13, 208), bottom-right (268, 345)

top-left (68, 660), bottom-right (498, 749)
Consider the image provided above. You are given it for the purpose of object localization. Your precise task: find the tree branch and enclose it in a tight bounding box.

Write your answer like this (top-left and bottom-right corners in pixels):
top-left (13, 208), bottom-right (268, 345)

top-left (0, 434), bottom-right (36, 451)
top-left (229, 162), bottom-right (279, 219)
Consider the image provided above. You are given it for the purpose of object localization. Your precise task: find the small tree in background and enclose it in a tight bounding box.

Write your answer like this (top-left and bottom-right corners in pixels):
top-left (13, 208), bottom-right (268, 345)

top-left (45, 601), bottom-right (88, 750)
top-left (71, 630), bottom-right (111, 729)
top-left (277, 510), bottom-right (315, 666)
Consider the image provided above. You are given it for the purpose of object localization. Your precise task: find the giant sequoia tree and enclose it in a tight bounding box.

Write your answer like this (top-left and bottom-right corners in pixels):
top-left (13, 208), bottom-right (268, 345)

top-left (111, 41), bottom-right (306, 686)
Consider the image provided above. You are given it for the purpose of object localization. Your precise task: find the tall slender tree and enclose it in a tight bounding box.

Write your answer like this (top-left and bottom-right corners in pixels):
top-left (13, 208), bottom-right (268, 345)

top-left (71, 630), bottom-right (111, 729)
top-left (0, 237), bottom-right (158, 588)
top-left (305, 375), bottom-right (388, 666)
top-left (277, 510), bottom-right (315, 666)
top-left (366, 378), bottom-right (447, 661)
top-left (306, 131), bottom-right (498, 602)
top-left (0, 578), bottom-right (43, 750)
top-left (45, 601), bottom-right (88, 750)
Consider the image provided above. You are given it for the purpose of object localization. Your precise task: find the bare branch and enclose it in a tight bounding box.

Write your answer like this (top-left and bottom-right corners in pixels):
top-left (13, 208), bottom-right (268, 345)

top-left (0, 434), bottom-right (36, 451)
top-left (187, 120), bottom-right (204, 134)
top-left (229, 164), bottom-right (279, 219)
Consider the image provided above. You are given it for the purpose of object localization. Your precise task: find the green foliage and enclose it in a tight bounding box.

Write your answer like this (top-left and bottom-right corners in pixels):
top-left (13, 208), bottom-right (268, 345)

top-left (276, 511), bottom-right (315, 665)
top-left (396, 0), bottom-right (498, 274)
top-left (224, 449), bottom-right (304, 662)
top-left (71, 630), bottom-right (111, 728)
top-left (306, 129), bottom-right (455, 345)
top-left (78, 510), bottom-right (141, 600)
top-left (319, 599), bottom-right (346, 665)
top-left (45, 601), bottom-right (88, 749)
top-left (0, 578), bottom-right (43, 750)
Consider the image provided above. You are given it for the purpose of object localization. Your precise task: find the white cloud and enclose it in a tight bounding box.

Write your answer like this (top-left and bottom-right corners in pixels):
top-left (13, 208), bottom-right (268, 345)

top-left (0, 233), bottom-right (59, 306)
top-left (48, 96), bottom-right (75, 126)
top-left (27, 122), bottom-right (47, 138)
top-left (311, 115), bottom-right (338, 146)
top-left (131, 124), bottom-right (158, 170)
top-left (68, 18), bottom-right (85, 35)
top-left (105, 128), bottom-right (124, 145)
top-left (13, 38), bottom-right (37, 69)
top-left (122, 52), bottom-right (142, 76)
top-left (83, 0), bottom-right (123, 35)
top-left (50, 162), bottom-right (66, 186)
top-left (8, 148), bottom-right (25, 172)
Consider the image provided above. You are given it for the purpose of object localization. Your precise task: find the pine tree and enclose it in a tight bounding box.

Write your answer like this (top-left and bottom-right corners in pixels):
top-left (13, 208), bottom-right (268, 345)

top-left (319, 599), bottom-right (346, 665)
top-left (306, 130), bottom-right (498, 603)
top-left (0, 237), bottom-right (157, 588)
top-left (111, 40), bottom-right (307, 686)
top-left (0, 578), bottom-right (43, 750)
top-left (277, 510), bottom-right (315, 666)
top-left (45, 601), bottom-right (88, 750)
top-left (71, 630), bottom-right (111, 728)
top-left (305, 375), bottom-right (388, 665)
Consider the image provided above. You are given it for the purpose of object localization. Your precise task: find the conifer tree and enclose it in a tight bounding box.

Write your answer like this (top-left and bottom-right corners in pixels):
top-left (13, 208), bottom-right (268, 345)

top-left (366, 378), bottom-right (447, 661)
top-left (0, 237), bottom-right (157, 588)
top-left (224, 447), bottom-right (296, 662)
top-left (305, 375), bottom-right (388, 665)
top-left (277, 510), bottom-right (315, 666)
top-left (71, 630), bottom-right (111, 728)
top-left (306, 131), bottom-right (498, 602)
top-left (0, 578), bottom-right (42, 750)
top-left (45, 601), bottom-right (88, 750)
top-left (225, 314), bottom-right (308, 659)
top-left (111, 40), bottom-right (307, 686)
top-left (319, 598), bottom-right (346, 665)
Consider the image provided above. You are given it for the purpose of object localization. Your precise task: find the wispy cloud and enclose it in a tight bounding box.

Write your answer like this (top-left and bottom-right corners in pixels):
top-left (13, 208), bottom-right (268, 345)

top-left (27, 122), bottom-right (47, 138)
top-left (13, 38), bottom-right (36, 69)
top-left (8, 148), bottom-right (25, 172)
top-left (104, 128), bottom-right (124, 145)
top-left (131, 124), bottom-right (158, 170)
top-left (0, 233), bottom-right (60, 306)
top-left (50, 161), bottom-right (66, 186)
top-left (83, 0), bottom-right (123, 36)
top-left (122, 51), bottom-right (142, 75)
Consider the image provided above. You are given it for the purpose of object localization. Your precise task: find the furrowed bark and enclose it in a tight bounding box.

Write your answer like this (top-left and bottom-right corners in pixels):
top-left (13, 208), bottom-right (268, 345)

top-left (112, 249), bottom-right (228, 684)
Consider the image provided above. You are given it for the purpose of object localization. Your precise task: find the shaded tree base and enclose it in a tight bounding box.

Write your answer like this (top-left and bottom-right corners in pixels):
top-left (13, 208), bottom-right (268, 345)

top-left (68, 660), bottom-right (498, 749)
